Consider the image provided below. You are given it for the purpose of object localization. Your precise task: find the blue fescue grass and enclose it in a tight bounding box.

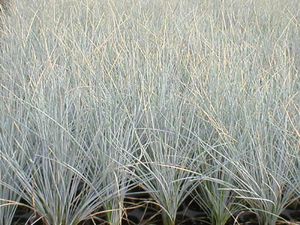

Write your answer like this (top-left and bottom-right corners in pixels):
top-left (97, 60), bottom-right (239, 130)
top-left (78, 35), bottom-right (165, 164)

top-left (0, 0), bottom-right (299, 225)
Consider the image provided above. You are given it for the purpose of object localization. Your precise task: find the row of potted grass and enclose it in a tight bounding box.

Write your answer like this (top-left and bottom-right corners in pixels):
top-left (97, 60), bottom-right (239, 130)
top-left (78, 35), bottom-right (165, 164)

top-left (0, 106), bottom-right (299, 225)
top-left (1, 0), bottom-right (299, 224)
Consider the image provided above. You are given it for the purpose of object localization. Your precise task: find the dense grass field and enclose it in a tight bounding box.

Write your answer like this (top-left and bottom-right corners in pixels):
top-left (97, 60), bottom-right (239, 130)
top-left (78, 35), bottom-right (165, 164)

top-left (1, 0), bottom-right (300, 224)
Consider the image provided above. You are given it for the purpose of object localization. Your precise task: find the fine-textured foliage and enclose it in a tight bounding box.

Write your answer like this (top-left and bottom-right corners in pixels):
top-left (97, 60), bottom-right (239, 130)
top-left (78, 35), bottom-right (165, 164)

top-left (0, 0), bottom-right (299, 225)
